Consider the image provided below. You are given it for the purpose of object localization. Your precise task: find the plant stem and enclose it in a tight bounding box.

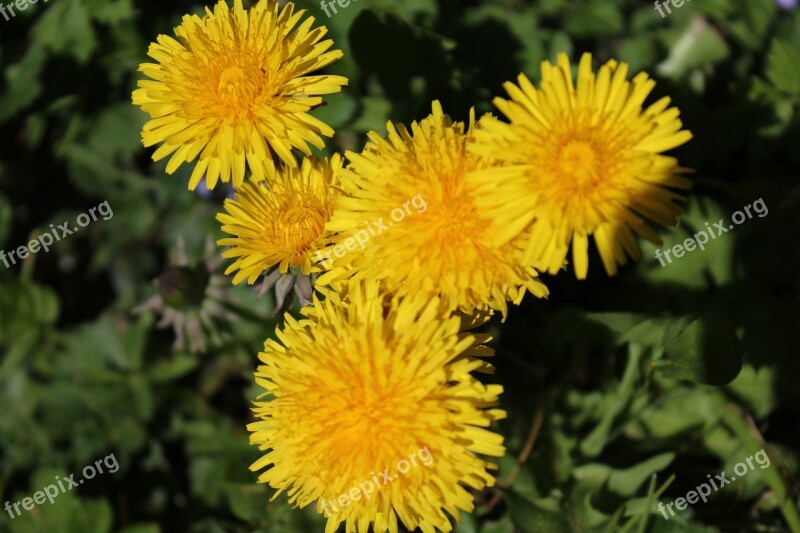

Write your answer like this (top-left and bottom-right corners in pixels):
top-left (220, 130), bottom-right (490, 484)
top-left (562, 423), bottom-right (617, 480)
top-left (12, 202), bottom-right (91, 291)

top-left (720, 402), bottom-right (800, 533)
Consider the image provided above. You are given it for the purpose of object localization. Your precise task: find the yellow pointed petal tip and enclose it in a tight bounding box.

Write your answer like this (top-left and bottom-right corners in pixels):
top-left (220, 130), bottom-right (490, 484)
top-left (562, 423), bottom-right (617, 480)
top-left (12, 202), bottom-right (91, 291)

top-left (133, 0), bottom-right (348, 190)
top-left (468, 53), bottom-right (693, 279)
top-left (248, 280), bottom-right (506, 533)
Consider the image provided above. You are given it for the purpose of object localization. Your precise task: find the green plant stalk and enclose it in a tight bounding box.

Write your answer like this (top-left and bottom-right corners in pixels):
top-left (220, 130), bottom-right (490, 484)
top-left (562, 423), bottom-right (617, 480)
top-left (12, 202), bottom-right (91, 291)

top-left (720, 402), bottom-right (800, 533)
top-left (637, 474), bottom-right (657, 533)
top-left (580, 344), bottom-right (643, 457)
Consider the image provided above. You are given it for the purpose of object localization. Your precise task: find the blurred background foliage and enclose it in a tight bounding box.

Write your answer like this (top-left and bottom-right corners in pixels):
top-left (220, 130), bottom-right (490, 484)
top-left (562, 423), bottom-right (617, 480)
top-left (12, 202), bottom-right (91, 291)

top-left (1, 0), bottom-right (799, 531)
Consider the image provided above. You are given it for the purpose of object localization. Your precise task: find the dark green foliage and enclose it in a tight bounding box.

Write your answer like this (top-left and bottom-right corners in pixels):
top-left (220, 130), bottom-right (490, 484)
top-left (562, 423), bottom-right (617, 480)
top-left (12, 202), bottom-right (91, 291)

top-left (1, 0), bottom-right (799, 531)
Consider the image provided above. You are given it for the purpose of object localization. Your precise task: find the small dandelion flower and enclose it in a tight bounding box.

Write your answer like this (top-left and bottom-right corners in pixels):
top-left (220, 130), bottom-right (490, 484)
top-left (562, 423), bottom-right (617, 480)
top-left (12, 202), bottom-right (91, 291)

top-left (318, 101), bottom-right (548, 317)
top-left (132, 0), bottom-right (348, 190)
top-left (470, 53), bottom-right (693, 279)
top-left (248, 280), bottom-right (506, 533)
top-left (216, 155), bottom-right (341, 285)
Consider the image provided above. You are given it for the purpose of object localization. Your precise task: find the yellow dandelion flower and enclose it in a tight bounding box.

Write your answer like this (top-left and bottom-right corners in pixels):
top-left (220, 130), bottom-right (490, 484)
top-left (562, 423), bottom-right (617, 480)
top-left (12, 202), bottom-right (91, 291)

top-left (132, 0), bottom-right (348, 190)
top-left (469, 52), bottom-right (693, 279)
top-left (317, 101), bottom-right (548, 317)
top-left (248, 280), bottom-right (506, 533)
top-left (216, 155), bottom-right (341, 284)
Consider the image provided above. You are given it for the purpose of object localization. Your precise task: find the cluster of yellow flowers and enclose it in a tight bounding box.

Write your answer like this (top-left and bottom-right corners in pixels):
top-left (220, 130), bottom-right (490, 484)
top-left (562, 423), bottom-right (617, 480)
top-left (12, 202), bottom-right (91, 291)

top-left (132, 1), bottom-right (691, 531)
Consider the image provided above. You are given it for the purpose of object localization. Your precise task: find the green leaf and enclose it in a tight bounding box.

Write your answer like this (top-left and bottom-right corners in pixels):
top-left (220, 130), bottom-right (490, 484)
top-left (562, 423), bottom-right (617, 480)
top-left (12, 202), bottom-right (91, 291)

top-left (730, 0), bottom-right (777, 47)
top-left (309, 91), bottom-right (357, 131)
top-left (725, 365), bottom-right (775, 418)
top-left (350, 96), bottom-right (392, 134)
top-left (627, 387), bottom-right (722, 440)
top-left (64, 314), bottom-right (147, 371)
top-left (7, 469), bottom-right (114, 533)
top-left (585, 313), bottom-right (669, 346)
top-left (149, 353), bottom-right (199, 383)
top-left (565, 0), bottom-right (624, 37)
top-left (655, 314), bottom-right (744, 385)
top-left (224, 483), bottom-right (270, 523)
top-left (639, 196), bottom-right (736, 288)
top-left (657, 19), bottom-right (730, 79)
top-left (766, 39), bottom-right (800, 96)
top-left (0, 278), bottom-right (59, 344)
top-left (453, 513), bottom-right (480, 533)
top-left (571, 483), bottom-right (616, 528)
top-left (0, 46), bottom-right (46, 120)
top-left (32, 0), bottom-right (97, 62)
top-left (607, 453), bottom-right (676, 496)
top-left (503, 489), bottom-right (571, 532)
top-left (573, 463), bottom-right (613, 489)
top-left (580, 346), bottom-right (645, 457)
top-left (82, 0), bottom-right (135, 24)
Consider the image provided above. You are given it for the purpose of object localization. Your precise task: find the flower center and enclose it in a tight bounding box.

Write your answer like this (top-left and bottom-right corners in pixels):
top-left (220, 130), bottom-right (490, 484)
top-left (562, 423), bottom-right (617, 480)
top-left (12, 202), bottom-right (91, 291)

top-left (323, 377), bottom-right (420, 456)
top-left (558, 140), bottom-right (598, 187)
top-left (271, 203), bottom-right (327, 252)
top-left (217, 65), bottom-right (262, 110)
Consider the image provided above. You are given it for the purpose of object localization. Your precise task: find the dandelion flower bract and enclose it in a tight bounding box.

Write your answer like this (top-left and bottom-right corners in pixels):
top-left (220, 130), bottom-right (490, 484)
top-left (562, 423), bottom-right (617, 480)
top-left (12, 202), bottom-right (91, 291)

top-left (318, 101), bottom-right (548, 317)
top-left (132, 0), bottom-right (347, 190)
top-left (248, 280), bottom-right (506, 533)
top-left (216, 155), bottom-right (341, 284)
top-left (470, 53), bottom-right (693, 279)
top-left (134, 238), bottom-right (236, 354)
